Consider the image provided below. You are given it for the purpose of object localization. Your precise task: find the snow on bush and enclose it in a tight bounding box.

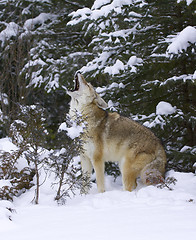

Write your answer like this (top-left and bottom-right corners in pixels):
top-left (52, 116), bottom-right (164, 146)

top-left (0, 138), bottom-right (17, 152)
top-left (23, 13), bottom-right (56, 31)
top-left (0, 22), bottom-right (20, 47)
top-left (104, 59), bottom-right (125, 75)
top-left (193, 70), bottom-right (196, 79)
top-left (68, 0), bottom-right (139, 25)
top-left (177, 0), bottom-right (194, 5)
top-left (156, 101), bottom-right (176, 116)
top-left (103, 56), bottom-right (143, 76)
top-left (141, 102), bottom-right (177, 129)
top-left (167, 26), bottom-right (196, 55)
top-left (58, 121), bottom-right (84, 139)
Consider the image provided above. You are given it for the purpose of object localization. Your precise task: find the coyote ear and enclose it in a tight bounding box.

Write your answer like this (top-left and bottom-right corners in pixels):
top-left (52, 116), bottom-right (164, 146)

top-left (95, 94), bottom-right (108, 109)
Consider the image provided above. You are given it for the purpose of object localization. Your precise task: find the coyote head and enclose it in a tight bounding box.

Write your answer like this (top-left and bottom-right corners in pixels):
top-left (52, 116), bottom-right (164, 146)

top-left (67, 72), bottom-right (108, 115)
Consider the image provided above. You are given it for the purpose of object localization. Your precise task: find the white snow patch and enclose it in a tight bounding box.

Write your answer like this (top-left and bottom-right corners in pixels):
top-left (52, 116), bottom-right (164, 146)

top-left (180, 145), bottom-right (192, 152)
top-left (24, 13), bottom-right (56, 31)
top-left (0, 200), bottom-right (15, 224)
top-left (104, 59), bottom-right (125, 75)
top-left (177, 0), bottom-right (193, 5)
top-left (0, 137), bottom-right (17, 152)
top-left (103, 56), bottom-right (142, 76)
top-left (127, 55), bottom-right (142, 66)
top-left (156, 101), bottom-right (176, 116)
top-left (68, 0), bottom-right (141, 25)
top-left (0, 93), bottom-right (8, 105)
top-left (58, 121), bottom-right (84, 139)
top-left (0, 22), bottom-right (20, 46)
top-left (92, 0), bottom-right (111, 10)
top-left (167, 26), bottom-right (196, 54)
top-left (193, 70), bottom-right (196, 79)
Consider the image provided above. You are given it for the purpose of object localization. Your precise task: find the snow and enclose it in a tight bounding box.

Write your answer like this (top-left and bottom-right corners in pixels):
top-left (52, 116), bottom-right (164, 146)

top-left (67, 0), bottom-right (143, 77)
top-left (180, 145), bottom-right (192, 152)
top-left (58, 121), bottom-right (84, 139)
top-left (0, 137), bottom-right (17, 152)
top-left (103, 56), bottom-right (143, 76)
top-left (68, 0), bottom-right (142, 25)
top-left (104, 59), bottom-right (125, 75)
top-left (193, 70), bottom-right (196, 79)
top-left (0, 169), bottom-right (196, 240)
top-left (177, 0), bottom-right (194, 5)
top-left (156, 101), bottom-right (176, 116)
top-left (80, 53), bottom-right (142, 76)
top-left (0, 93), bottom-right (8, 105)
top-left (92, 0), bottom-right (111, 10)
top-left (24, 13), bottom-right (55, 31)
top-left (0, 22), bottom-right (20, 47)
top-left (167, 26), bottom-right (196, 55)
top-left (0, 13), bottom-right (56, 46)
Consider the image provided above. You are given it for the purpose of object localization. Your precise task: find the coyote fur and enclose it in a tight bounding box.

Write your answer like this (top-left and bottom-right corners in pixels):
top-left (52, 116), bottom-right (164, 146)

top-left (68, 72), bottom-right (167, 193)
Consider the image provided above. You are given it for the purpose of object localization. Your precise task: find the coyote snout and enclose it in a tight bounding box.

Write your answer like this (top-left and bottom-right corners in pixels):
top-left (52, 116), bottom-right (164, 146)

top-left (68, 73), bottom-right (167, 193)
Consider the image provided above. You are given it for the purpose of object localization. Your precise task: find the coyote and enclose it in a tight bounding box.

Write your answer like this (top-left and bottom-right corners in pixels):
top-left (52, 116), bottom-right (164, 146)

top-left (68, 72), bottom-right (167, 193)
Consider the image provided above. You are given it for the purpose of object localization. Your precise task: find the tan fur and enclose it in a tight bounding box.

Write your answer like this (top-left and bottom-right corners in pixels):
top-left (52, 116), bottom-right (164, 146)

top-left (68, 73), bottom-right (167, 193)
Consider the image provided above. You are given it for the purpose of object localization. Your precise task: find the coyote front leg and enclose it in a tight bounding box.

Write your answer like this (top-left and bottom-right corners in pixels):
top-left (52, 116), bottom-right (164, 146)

top-left (81, 154), bottom-right (92, 193)
top-left (93, 150), bottom-right (105, 193)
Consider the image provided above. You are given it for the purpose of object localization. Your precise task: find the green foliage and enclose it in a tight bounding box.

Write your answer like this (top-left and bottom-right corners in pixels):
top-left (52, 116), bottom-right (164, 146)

top-left (157, 176), bottom-right (177, 191)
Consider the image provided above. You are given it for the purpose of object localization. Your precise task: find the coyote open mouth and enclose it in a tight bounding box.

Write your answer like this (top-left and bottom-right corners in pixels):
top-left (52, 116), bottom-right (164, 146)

top-left (72, 72), bottom-right (80, 92)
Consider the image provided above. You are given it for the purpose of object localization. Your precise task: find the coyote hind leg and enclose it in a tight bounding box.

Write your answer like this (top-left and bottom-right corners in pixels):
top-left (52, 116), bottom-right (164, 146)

top-left (122, 155), bottom-right (139, 191)
top-left (122, 152), bottom-right (157, 191)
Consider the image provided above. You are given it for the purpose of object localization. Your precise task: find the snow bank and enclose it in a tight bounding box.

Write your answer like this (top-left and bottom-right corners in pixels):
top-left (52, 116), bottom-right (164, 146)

top-left (167, 26), bottom-right (196, 54)
top-left (0, 200), bottom-right (15, 224)
top-left (1, 171), bottom-right (196, 240)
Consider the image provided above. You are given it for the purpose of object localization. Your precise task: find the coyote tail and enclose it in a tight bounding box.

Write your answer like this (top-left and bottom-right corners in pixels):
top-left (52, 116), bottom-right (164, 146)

top-left (141, 147), bottom-right (166, 185)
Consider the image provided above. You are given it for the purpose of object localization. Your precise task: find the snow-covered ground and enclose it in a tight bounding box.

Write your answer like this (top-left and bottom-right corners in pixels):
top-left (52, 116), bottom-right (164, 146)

top-left (0, 168), bottom-right (196, 240)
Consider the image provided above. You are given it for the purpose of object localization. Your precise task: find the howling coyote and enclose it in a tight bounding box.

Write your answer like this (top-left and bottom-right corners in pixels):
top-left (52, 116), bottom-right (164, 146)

top-left (68, 72), bottom-right (167, 193)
